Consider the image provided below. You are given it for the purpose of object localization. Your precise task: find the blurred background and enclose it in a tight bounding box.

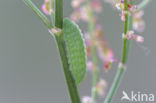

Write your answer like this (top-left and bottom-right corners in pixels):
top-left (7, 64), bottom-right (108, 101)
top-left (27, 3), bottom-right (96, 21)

top-left (0, 0), bottom-right (155, 103)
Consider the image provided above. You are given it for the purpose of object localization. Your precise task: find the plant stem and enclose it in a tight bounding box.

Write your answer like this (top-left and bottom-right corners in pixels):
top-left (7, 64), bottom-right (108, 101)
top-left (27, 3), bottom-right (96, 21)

top-left (54, 0), bottom-right (81, 103)
top-left (23, 0), bottom-right (53, 28)
top-left (126, 0), bottom-right (133, 58)
top-left (50, 0), bottom-right (55, 26)
top-left (55, 35), bottom-right (81, 103)
top-left (104, 0), bottom-right (131, 103)
top-left (137, 0), bottom-right (152, 10)
top-left (121, 0), bottom-right (129, 64)
top-left (89, 18), bottom-right (98, 103)
top-left (55, 0), bottom-right (63, 28)
top-left (91, 68), bottom-right (98, 102)
top-left (86, 1), bottom-right (99, 102)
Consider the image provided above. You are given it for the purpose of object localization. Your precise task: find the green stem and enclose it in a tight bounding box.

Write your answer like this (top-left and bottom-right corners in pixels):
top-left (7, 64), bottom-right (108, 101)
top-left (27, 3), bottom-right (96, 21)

top-left (137, 0), bottom-right (152, 10)
top-left (104, 66), bottom-right (124, 103)
top-left (121, 0), bottom-right (129, 64)
top-left (54, 0), bottom-right (81, 103)
top-left (126, 1), bottom-right (133, 54)
top-left (23, 0), bottom-right (53, 28)
top-left (55, 35), bottom-right (81, 103)
top-left (104, 0), bottom-right (131, 103)
top-left (55, 0), bottom-right (63, 28)
top-left (86, 1), bottom-right (99, 102)
top-left (50, 0), bottom-right (55, 26)
top-left (90, 21), bottom-right (98, 103)
top-left (91, 68), bottom-right (98, 102)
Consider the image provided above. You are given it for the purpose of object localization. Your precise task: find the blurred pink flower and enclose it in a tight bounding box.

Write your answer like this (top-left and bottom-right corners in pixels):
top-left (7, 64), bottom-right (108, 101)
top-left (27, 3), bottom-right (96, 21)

top-left (42, 0), bottom-right (50, 15)
top-left (133, 34), bottom-right (144, 43)
top-left (71, 0), bottom-right (85, 8)
top-left (123, 30), bottom-right (134, 40)
top-left (120, 11), bottom-right (125, 21)
top-left (86, 61), bottom-right (95, 71)
top-left (96, 79), bottom-right (107, 96)
top-left (124, 31), bottom-right (144, 43)
top-left (71, 7), bottom-right (89, 22)
top-left (133, 10), bottom-right (145, 32)
top-left (115, 2), bottom-right (124, 10)
top-left (96, 37), bottom-right (114, 70)
top-left (90, 0), bottom-right (102, 13)
top-left (82, 96), bottom-right (93, 103)
top-left (128, 5), bottom-right (137, 13)
top-left (85, 34), bottom-right (92, 57)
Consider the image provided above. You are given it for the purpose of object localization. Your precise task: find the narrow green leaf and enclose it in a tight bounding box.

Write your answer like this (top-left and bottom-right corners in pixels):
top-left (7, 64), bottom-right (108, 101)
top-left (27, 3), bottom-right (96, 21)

top-left (23, 0), bottom-right (52, 28)
top-left (63, 19), bottom-right (86, 85)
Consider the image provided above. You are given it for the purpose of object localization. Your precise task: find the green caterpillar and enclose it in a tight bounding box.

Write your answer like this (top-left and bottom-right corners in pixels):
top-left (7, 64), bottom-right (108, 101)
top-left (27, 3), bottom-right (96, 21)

top-left (63, 19), bottom-right (86, 85)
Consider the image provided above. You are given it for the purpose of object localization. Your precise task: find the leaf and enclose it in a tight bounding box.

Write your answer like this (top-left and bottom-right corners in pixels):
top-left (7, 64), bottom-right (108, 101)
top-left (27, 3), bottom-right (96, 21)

top-left (63, 19), bottom-right (86, 85)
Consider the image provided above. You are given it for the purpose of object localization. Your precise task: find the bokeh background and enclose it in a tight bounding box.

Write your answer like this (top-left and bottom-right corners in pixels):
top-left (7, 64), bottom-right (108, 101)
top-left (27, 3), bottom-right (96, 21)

top-left (0, 0), bottom-right (156, 103)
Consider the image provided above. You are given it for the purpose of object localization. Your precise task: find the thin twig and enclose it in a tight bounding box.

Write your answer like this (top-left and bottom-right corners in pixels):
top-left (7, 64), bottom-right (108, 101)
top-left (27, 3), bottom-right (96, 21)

top-left (104, 0), bottom-right (130, 103)
top-left (137, 0), bottom-right (152, 10)
top-left (23, 0), bottom-right (53, 28)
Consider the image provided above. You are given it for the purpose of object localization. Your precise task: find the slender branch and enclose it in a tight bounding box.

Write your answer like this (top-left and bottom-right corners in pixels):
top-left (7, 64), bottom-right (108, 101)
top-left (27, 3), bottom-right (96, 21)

top-left (86, 1), bottom-right (99, 102)
top-left (50, 0), bottom-right (55, 26)
top-left (121, 0), bottom-right (129, 64)
top-left (89, 18), bottom-right (99, 103)
top-left (23, 0), bottom-right (53, 28)
top-left (104, 66), bottom-right (124, 103)
top-left (91, 68), bottom-right (98, 102)
top-left (55, 0), bottom-right (63, 28)
top-left (126, 0), bottom-right (133, 53)
top-left (137, 0), bottom-right (152, 10)
top-left (54, 0), bottom-right (81, 103)
top-left (104, 0), bottom-right (131, 103)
